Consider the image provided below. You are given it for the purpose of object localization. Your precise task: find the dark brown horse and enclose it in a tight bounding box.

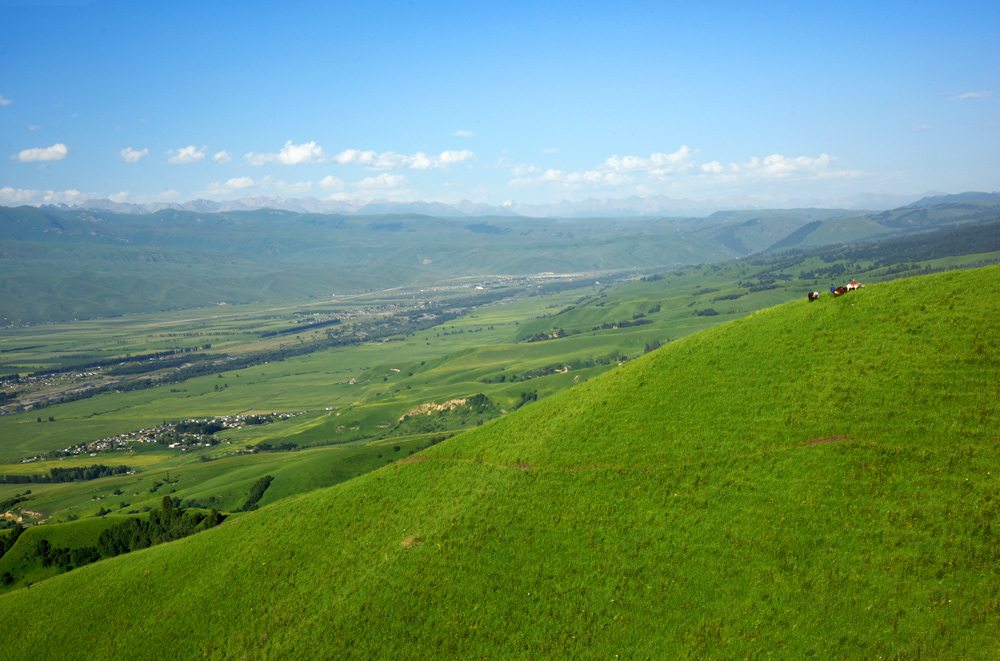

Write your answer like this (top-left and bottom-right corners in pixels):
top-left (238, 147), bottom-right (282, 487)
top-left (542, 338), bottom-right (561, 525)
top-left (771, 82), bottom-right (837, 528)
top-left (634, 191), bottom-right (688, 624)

top-left (832, 286), bottom-right (848, 297)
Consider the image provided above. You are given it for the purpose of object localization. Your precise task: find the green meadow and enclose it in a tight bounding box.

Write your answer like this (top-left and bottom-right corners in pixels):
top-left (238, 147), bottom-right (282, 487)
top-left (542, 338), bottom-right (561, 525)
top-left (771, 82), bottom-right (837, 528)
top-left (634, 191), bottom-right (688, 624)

top-left (3, 219), bottom-right (1000, 527)
top-left (2, 206), bottom-right (1000, 655)
top-left (0, 264), bottom-right (997, 658)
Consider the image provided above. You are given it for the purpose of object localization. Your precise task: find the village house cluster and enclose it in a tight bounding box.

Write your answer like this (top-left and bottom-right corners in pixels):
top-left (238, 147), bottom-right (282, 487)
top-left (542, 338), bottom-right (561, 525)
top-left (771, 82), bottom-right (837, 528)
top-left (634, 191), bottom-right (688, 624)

top-left (19, 412), bottom-right (300, 463)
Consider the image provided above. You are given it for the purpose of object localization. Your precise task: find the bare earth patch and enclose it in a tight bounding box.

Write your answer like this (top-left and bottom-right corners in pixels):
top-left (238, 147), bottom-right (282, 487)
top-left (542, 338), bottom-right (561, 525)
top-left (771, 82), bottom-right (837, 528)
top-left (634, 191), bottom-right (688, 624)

top-left (399, 398), bottom-right (468, 421)
top-left (398, 456), bottom-right (429, 464)
top-left (400, 533), bottom-right (422, 549)
top-left (512, 462), bottom-right (534, 469)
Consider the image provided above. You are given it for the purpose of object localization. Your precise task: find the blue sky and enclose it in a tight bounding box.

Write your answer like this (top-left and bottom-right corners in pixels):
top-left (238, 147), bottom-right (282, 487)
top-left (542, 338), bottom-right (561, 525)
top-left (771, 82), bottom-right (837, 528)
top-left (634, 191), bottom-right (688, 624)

top-left (1, 0), bottom-right (997, 208)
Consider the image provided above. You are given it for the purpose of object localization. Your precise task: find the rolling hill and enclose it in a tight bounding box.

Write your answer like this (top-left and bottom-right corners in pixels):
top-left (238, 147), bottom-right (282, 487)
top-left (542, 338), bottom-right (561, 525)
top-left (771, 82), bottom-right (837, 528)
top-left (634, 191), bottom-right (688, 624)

top-left (1, 264), bottom-right (998, 658)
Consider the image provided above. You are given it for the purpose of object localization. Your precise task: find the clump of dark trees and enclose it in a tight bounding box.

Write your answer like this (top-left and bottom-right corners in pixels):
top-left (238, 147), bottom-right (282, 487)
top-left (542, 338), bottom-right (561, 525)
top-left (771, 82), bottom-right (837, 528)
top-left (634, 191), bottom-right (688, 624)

top-left (0, 523), bottom-right (25, 560)
top-left (97, 496), bottom-right (224, 557)
top-left (23, 538), bottom-right (101, 576)
top-left (174, 420), bottom-right (225, 435)
top-left (522, 328), bottom-right (567, 343)
top-left (0, 491), bottom-right (32, 514)
top-left (0, 524), bottom-right (26, 586)
top-left (0, 497), bottom-right (226, 588)
top-left (516, 390), bottom-right (538, 408)
top-left (590, 318), bottom-right (653, 331)
top-left (238, 475), bottom-right (274, 512)
top-left (248, 441), bottom-right (299, 453)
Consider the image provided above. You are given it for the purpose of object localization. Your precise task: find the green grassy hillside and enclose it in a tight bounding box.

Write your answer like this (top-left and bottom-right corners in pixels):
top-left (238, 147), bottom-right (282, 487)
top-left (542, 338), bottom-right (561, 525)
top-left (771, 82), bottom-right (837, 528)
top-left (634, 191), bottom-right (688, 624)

top-left (1, 266), bottom-right (998, 658)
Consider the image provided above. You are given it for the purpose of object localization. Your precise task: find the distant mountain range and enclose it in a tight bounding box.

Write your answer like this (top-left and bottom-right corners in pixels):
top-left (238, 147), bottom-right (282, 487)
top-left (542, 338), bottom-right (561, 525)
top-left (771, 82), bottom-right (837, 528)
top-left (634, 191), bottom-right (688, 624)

top-left (5, 193), bottom-right (1000, 324)
top-left (41, 190), bottom-right (991, 218)
top-left (903, 191), bottom-right (1000, 207)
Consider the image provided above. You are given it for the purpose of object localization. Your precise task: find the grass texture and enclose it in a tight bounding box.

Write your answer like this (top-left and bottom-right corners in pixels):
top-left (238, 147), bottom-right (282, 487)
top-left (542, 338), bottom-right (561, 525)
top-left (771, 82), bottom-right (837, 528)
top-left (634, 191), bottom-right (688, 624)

top-left (0, 265), bottom-right (998, 658)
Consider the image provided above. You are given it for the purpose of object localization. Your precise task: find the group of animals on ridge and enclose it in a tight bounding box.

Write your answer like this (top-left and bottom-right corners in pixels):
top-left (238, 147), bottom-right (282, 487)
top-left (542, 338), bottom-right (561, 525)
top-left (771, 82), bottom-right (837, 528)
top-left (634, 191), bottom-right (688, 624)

top-left (808, 279), bottom-right (864, 302)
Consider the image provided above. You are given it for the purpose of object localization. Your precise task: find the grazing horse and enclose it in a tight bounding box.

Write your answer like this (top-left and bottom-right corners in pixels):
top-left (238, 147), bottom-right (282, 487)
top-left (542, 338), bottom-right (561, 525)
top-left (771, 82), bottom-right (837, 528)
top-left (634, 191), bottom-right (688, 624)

top-left (808, 291), bottom-right (821, 302)
top-left (832, 286), bottom-right (848, 297)
top-left (846, 281), bottom-right (864, 291)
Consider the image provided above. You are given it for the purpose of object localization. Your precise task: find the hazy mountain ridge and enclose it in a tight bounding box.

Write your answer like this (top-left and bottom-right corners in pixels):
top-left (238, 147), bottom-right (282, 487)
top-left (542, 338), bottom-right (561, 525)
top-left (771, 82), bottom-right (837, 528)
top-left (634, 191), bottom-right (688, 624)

top-left (5, 197), bottom-right (1000, 324)
top-left (904, 191), bottom-right (1000, 207)
top-left (47, 189), bottom-right (965, 218)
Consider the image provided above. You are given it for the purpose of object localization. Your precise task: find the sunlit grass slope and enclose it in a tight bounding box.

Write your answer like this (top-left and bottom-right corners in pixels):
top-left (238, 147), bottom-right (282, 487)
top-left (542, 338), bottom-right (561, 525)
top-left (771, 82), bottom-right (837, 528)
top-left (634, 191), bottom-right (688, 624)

top-left (2, 266), bottom-right (999, 658)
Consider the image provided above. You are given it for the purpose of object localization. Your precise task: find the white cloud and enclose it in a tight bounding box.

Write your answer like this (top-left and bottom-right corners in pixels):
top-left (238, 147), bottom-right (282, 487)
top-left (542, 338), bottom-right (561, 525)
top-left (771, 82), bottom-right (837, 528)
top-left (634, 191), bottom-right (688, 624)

top-left (603, 146), bottom-right (695, 175)
top-left (226, 176), bottom-right (255, 190)
top-left (167, 145), bottom-right (207, 164)
top-left (199, 175), bottom-right (315, 198)
top-left (513, 146), bottom-right (695, 191)
top-left (319, 175), bottom-right (344, 190)
top-left (508, 145), bottom-right (862, 197)
top-left (0, 187), bottom-right (40, 204)
top-left (268, 177), bottom-right (313, 194)
top-left (956, 91), bottom-right (991, 100)
top-left (333, 149), bottom-right (381, 167)
top-left (199, 177), bottom-right (251, 197)
top-left (13, 143), bottom-right (68, 162)
top-left (109, 191), bottom-right (130, 203)
top-left (511, 164), bottom-right (541, 176)
top-left (199, 176), bottom-right (257, 197)
top-left (453, 130), bottom-right (474, 137)
top-left (542, 148), bottom-right (560, 154)
top-left (213, 150), bottom-right (231, 163)
top-left (510, 146), bottom-right (695, 191)
top-left (0, 95), bottom-right (11, 106)
top-left (737, 153), bottom-right (859, 179)
top-left (537, 169), bottom-right (565, 182)
top-left (438, 150), bottom-right (475, 165)
top-left (245, 140), bottom-right (326, 166)
top-left (29, 124), bottom-right (40, 131)
top-left (333, 149), bottom-right (474, 170)
top-left (511, 167), bottom-right (630, 190)
top-left (356, 173), bottom-right (407, 189)
top-left (0, 186), bottom-right (90, 206)
top-left (120, 147), bottom-right (148, 163)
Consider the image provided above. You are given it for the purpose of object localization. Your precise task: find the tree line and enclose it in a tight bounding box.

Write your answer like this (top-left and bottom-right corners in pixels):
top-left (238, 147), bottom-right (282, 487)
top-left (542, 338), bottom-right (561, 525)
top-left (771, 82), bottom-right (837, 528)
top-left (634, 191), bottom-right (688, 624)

top-left (97, 496), bottom-right (224, 557)
top-left (260, 317), bottom-right (341, 338)
top-left (0, 524), bottom-right (25, 562)
top-left (238, 475), bottom-right (274, 511)
top-left (0, 497), bottom-right (227, 588)
top-left (28, 347), bottom-right (210, 378)
top-left (0, 464), bottom-right (132, 484)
